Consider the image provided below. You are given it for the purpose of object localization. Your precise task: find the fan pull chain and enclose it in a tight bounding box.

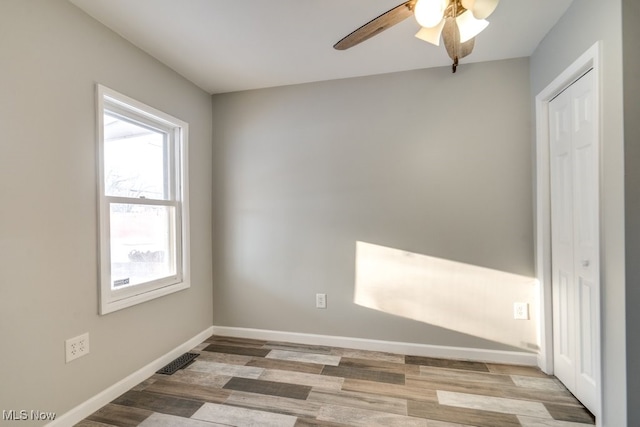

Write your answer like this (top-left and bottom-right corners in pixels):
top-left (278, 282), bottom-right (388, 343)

top-left (452, 0), bottom-right (459, 73)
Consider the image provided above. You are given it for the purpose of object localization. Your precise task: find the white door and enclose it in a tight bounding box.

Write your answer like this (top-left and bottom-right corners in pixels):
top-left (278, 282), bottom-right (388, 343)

top-left (549, 69), bottom-right (599, 413)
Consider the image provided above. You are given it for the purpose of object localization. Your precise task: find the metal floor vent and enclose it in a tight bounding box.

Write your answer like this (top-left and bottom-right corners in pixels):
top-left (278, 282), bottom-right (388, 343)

top-left (156, 352), bottom-right (199, 375)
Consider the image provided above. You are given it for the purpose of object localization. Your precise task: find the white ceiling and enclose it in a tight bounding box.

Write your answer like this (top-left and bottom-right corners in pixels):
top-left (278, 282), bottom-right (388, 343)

top-left (69, 0), bottom-right (573, 94)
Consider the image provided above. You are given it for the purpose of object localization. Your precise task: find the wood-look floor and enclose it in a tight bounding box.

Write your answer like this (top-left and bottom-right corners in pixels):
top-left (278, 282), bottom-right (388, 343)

top-left (76, 336), bottom-right (595, 427)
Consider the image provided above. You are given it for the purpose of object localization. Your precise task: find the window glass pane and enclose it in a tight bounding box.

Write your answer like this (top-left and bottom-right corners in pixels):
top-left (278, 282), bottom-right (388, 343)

top-left (110, 203), bottom-right (176, 289)
top-left (104, 113), bottom-right (168, 200)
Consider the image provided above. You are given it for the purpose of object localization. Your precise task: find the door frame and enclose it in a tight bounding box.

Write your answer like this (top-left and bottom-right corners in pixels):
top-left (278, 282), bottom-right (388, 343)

top-left (534, 41), bottom-right (602, 419)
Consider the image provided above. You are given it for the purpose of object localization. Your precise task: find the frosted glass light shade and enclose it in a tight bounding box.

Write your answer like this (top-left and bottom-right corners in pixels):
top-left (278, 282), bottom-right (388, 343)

top-left (456, 10), bottom-right (489, 43)
top-left (415, 19), bottom-right (446, 46)
top-left (461, 0), bottom-right (475, 10)
top-left (414, 0), bottom-right (447, 28)
top-left (461, 0), bottom-right (499, 19)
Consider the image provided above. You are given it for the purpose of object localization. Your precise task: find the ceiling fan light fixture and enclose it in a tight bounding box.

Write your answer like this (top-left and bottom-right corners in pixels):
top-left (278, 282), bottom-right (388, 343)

top-left (456, 10), bottom-right (489, 43)
top-left (333, 0), bottom-right (502, 73)
top-left (415, 19), bottom-right (446, 46)
top-left (468, 0), bottom-right (500, 19)
top-left (414, 0), bottom-right (448, 28)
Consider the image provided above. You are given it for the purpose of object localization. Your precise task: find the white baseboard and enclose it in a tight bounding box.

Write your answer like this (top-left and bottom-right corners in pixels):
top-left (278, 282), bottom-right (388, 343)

top-left (212, 326), bottom-right (538, 366)
top-left (47, 326), bottom-right (214, 427)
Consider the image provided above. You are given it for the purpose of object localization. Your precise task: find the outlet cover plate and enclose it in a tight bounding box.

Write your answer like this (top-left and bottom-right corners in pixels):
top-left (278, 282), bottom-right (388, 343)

top-left (66, 332), bottom-right (90, 363)
top-left (316, 293), bottom-right (327, 309)
top-left (513, 302), bottom-right (529, 320)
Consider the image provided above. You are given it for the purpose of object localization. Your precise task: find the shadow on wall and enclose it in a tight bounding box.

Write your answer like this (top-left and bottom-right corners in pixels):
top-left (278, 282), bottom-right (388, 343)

top-left (354, 241), bottom-right (539, 351)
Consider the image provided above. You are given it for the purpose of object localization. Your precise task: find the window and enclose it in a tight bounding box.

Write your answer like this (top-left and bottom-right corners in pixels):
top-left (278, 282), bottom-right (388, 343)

top-left (97, 85), bottom-right (190, 314)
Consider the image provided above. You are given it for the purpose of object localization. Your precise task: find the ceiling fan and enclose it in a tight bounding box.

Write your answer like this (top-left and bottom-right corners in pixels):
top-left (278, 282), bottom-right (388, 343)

top-left (334, 0), bottom-right (500, 73)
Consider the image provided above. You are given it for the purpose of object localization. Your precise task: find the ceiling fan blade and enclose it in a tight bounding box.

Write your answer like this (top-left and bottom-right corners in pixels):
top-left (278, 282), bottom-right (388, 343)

top-left (442, 18), bottom-right (475, 60)
top-left (442, 17), bottom-right (475, 72)
top-left (459, 37), bottom-right (475, 59)
top-left (333, 0), bottom-right (416, 50)
top-left (442, 18), bottom-right (459, 60)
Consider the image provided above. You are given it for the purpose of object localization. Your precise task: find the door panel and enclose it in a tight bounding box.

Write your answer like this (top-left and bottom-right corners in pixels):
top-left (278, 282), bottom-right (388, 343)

top-left (557, 270), bottom-right (573, 366)
top-left (575, 145), bottom-right (595, 246)
top-left (579, 278), bottom-right (594, 377)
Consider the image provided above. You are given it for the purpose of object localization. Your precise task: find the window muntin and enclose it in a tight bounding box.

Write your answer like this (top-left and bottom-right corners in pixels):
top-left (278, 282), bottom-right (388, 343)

top-left (97, 85), bottom-right (189, 314)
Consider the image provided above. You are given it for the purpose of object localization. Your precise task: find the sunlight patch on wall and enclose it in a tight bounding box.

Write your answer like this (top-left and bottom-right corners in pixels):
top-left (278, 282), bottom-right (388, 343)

top-left (354, 241), bottom-right (539, 351)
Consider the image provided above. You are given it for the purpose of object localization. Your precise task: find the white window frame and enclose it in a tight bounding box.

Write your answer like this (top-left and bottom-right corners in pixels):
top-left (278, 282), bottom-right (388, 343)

top-left (97, 84), bottom-right (190, 314)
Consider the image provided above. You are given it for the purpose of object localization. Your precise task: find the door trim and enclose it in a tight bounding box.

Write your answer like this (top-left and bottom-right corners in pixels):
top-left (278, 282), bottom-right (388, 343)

top-left (534, 41), bottom-right (602, 419)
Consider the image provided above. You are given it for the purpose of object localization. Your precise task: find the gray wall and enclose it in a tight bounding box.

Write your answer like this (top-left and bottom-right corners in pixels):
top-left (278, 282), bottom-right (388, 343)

top-left (623, 0), bottom-right (640, 424)
top-left (0, 0), bottom-right (213, 424)
top-left (212, 58), bottom-right (534, 351)
top-left (530, 0), bottom-right (626, 425)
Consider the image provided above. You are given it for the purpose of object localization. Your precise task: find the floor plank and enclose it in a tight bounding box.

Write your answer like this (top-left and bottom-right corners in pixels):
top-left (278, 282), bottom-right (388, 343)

top-left (307, 388), bottom-right (408, 415)
top-left (317, 404), bottom-right (427, 427)
top-left (112, 390), bottom-right (204, 418)
top-left (339, 356), bottom-right (421, 375)
top-left (138, 412), bottom-right (226, 427)
top-left (486, 363), bottom-right (550, 377)
top-left (157, 370), bottom-right (232, 388)
top-left (437, 390), bottom-right (553, 418)
top-left (341, 378), bottom-right (439, 403)
top-left (84, 403), bottom-right (152, 427)
top-left (202, 344), bottom-right (270, 357)
top-left (75, 421), bottom-right (118, 427)
top-left (185, 359), bottom-right (264, 378)
top-left (405, 356), bottom-right (490, 372)
top-left (321, 365), bottom-right (405, 385)
top-left (544, 402), bottom-right (597, 424)
top-left (222, 377), bottom-right (312, 400)
top-left (267, 349), bottom-right (341, 366)
top-left (226, 390), bottom-right (322, 418)
top-left (247, 356), bottom-right (325, 374)
top-left (263, 341), bottom-right (335, 355)
top-left (408, 400), bottom-right (522, 427)
top-left (260, 368), bottom-right (345, 390)
top-left (205, 335), bottom-right (267, 348)
top-left (192, 402), bottom-right (297, 427)
top-left (142, 379), bottom-right (231, 403)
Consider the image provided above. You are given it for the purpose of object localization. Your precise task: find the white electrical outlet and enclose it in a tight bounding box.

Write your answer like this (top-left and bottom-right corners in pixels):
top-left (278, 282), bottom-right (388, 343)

top-left (65, 332), bottom-right (90, 363)
top-left (514, 302), bottom-right (529, 320)
top-left (316, 293), bottom-right (327, 309)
